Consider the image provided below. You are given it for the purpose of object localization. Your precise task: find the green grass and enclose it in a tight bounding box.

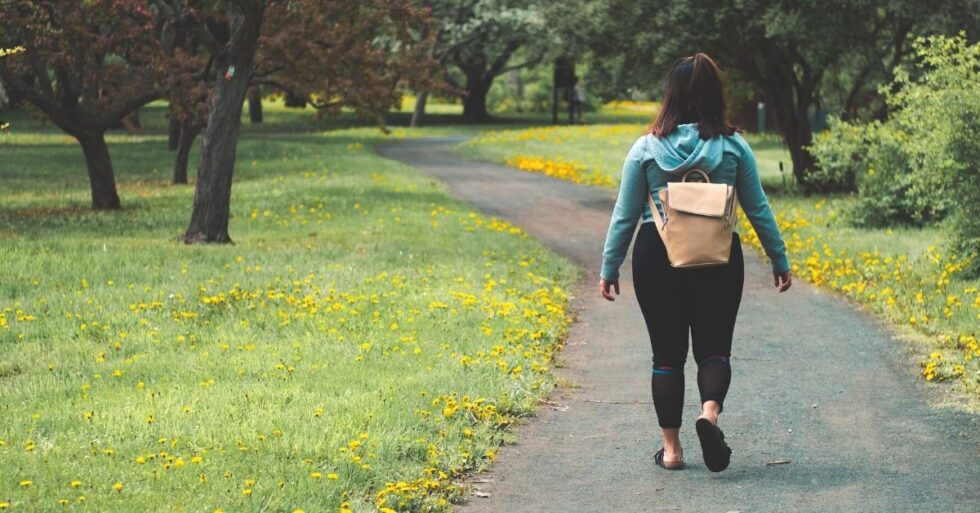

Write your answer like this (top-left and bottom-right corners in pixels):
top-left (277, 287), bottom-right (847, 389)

top-left (739, 195), bottom-right (978, 402)
top-left (457, 123), bottom-right (979, 410)
top-left (455, 124), bottom-right (796, 191)
top-left (0, 103), bottom-right (578, 512)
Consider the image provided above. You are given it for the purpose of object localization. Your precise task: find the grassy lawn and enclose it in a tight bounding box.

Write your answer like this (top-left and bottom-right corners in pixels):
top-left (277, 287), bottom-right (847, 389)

top-left (456, 124), bottom-right (794, 191)
top-left (0, 103), bottom-right (578, 512)
top-left (456, 122), bottom-right (979, 410)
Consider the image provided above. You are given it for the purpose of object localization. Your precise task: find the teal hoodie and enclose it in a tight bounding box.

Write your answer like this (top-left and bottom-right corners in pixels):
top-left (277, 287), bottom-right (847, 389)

top-left (600, 123), bottom-right (790, 281)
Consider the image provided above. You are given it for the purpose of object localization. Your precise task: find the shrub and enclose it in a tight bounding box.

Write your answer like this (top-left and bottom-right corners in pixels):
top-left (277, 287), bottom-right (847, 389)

top-left (806, 117), bottom-right (868, 193)
top-left (894, 33), bottom-right (980, 275)
top-left (811, 33), bottom-right (980, 273)
top-left (945, 104), bottom-right (980, 276)
top-left (847, 122), bottom-right (925, 227)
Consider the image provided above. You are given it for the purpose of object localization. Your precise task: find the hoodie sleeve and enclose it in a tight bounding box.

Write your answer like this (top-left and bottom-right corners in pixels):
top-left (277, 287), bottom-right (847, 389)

top-left (733, 135), bottom-right (791, 274)
top-left (600, 137), bottom-right (648, 281)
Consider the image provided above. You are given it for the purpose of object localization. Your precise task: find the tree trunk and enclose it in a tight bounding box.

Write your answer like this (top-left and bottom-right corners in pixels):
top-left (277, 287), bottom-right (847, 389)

top-left (77, 131), bottom-right (121, 210)
top-left (462, 73), bottom-right (492, 122)
top-left (248, 86), bottom-right (263, 123)
top-left (125, 110), bottom-right (141, 130)
top-left (411, 89), bottom-right (429, 127)
top-left (112, 110), bottom-right (142, 131)
top-left (168, 118), bottom-right (180, 151)
top-left (284, 91), bottom-right (307, 108)
top-left (787, 130), bottom-right (816, 188)
top-left (759, 66), bottom-right (816, 190)
top-left (512, 69), bottom-right (524, 100)
top-left (183, 1), bottom-right (265, 244)
top-left (783, 100), bottom-right (816, 189)
top-left (173, 119), bottom-right (200, 184)
top-left (771, 108), bottom-right (815, 190)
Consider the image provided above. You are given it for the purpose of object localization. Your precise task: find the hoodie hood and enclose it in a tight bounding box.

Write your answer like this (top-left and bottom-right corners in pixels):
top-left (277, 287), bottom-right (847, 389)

top-left (647, 123), bottom-right (726, 175)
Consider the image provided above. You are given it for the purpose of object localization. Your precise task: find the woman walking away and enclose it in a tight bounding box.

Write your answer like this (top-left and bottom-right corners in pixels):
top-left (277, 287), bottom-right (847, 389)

top-left (598, 53), bottom-right (792, 472)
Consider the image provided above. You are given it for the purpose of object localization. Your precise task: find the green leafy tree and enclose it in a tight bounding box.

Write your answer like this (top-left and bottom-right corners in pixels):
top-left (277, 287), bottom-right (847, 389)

top-left (415, 0), bottom-right (547, 122)
top-left (813, 34), bottom-right (980, 274)
top-left (586, 0), bottom-right (979, 188)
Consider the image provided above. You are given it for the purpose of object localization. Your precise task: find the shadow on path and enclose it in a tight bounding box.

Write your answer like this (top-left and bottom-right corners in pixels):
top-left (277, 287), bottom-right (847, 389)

top-left (377, 137), bottom-right (979, 513)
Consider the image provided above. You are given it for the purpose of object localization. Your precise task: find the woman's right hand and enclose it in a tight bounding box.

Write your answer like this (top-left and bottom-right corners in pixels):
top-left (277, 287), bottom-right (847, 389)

top-left (600, 278), bottom-right (620, 301)
top-left (773, 270), bottom-right (792, 292)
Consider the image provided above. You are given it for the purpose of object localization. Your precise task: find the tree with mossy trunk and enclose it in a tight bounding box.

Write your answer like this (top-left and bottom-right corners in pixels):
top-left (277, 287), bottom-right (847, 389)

top-left (0, 1), bottom-right (162, 209)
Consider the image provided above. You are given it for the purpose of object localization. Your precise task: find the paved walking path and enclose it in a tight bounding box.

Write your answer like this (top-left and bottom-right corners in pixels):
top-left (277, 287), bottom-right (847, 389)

top-left (377, 137), bottom-right (979, 513)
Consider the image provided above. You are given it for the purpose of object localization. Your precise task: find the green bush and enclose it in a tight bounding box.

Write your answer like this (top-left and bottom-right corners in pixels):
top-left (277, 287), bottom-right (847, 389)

top-left (811, 117), bottom-right (948, 226)
top-left (488, 66), bottom-right (555, 114)
top-left (945, 103), bottom-right (980, 276)
top-left (811, 33), bottom-right (980, 273)
top-left (847, 122), bottom-right (925, 227)
top-left (893, 33), bottom-right (980, 274)
top-left (806, 117), bottom-right (867, 193)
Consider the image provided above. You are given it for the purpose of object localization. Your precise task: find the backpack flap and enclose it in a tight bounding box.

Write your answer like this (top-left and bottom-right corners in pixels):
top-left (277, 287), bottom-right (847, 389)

top-left (665, 182), bottom-right (732, 217)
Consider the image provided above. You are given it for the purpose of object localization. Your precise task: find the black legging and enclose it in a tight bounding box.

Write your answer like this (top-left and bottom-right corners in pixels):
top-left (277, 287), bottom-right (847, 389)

top-left (631, 222), bottom-right (745, 428)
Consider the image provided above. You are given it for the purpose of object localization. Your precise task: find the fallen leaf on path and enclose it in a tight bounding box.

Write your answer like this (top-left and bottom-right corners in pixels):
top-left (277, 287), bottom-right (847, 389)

top-left (472, 491), bottom-right (491, 498)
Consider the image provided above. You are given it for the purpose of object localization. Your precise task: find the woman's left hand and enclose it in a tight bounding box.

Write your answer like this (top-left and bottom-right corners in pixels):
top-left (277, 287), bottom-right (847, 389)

top-left (773, 269), bottom-right (792, 293)
top-left (599, 278), bottom-right (620, 301)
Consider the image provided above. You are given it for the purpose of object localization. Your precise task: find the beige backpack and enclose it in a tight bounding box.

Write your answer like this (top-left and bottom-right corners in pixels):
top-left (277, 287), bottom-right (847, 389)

top-left (648, 168), bottom-right (738, 268)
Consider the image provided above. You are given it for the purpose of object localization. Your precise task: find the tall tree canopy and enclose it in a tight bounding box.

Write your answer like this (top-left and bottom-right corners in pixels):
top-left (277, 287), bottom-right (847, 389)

top-left (414, 0), bottom-right (547, 122)
top-left (587, 0), bottom-right (980, 188)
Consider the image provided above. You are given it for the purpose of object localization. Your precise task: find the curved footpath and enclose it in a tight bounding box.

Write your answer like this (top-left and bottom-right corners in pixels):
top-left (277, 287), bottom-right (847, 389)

top-left (377, 137), bottom-right (979, 513)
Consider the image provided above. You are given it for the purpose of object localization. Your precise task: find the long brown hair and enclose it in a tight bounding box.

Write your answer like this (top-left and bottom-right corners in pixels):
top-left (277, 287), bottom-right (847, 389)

top-left (646, 53), bottom-right (739, 139)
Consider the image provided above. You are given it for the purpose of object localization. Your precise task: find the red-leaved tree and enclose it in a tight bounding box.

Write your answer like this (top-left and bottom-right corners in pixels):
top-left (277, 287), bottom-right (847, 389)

top-left (154, 0), bottom-right (439, 243)
top-left (0, 0), bottom-right (163, 209)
